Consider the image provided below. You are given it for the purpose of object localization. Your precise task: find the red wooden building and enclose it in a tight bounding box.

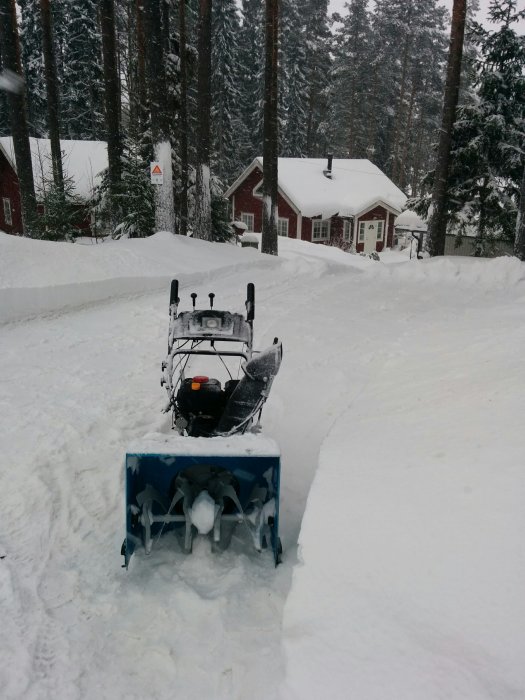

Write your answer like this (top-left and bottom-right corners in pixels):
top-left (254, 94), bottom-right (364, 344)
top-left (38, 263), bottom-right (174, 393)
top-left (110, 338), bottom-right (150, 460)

top-left (0, 137), bottom-right (107, 234)
top-left (224, 157), bottom-right (407, 254)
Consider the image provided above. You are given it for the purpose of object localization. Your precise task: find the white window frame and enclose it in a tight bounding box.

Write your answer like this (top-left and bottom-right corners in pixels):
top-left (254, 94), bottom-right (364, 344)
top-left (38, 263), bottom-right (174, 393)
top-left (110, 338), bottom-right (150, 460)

top-left (3, 197), bottom-right (12, 226)
top-left (343, 220), bottom-right (352, 242)
top-left (358, 221), bottom-right (365, 243)
top-left (376, 220), bottom-right (385, 241)
top-left (312, 219), bottom-right (330, 241)
top-left (240, 212), bottom-right (254, 231)
top-left (277, 217), bottom-right (289, 237)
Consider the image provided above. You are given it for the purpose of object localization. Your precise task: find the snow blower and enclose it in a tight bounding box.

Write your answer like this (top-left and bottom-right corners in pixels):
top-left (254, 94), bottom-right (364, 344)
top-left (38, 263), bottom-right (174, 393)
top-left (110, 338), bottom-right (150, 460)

top-left (122, 280), bottom-right (282, 567)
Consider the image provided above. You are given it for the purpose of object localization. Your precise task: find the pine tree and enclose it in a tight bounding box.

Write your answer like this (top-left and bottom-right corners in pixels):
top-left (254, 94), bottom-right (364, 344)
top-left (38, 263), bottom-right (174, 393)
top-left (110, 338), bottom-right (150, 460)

top-left (144, 0), bottom-right (175, 232)
top-left (193, 0), bottom-right (213, 240)
top-left (100, 0), bottom-right (123, 228)
top-left (426, 0), bottom-right (467, 257)
top-left (261, 0), bottom-right (278, 256)
top-left (40, 0), bottom-right (63, 191)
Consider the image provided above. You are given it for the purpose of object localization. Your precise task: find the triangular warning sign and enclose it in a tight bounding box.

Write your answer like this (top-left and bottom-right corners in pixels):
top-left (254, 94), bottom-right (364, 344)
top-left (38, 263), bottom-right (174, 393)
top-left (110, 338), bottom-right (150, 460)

top-left (152, 164), bottom-right (162, 174)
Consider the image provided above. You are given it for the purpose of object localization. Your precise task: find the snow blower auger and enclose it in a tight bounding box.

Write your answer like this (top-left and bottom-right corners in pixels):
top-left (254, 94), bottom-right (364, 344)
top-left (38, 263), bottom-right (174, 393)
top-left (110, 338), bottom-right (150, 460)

top-left (122, 280), bottom-right (283, 568)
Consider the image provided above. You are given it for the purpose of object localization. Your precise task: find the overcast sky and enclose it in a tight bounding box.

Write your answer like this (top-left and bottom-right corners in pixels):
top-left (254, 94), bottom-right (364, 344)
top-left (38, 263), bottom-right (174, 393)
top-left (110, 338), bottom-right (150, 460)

top-left (328, 0), bottom-right (525, 31)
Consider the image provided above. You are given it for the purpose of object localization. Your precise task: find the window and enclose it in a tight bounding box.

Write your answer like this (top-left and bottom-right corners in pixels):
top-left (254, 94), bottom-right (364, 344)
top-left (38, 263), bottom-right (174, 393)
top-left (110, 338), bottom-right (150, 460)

top-left (376, 220), bottom-right (384, 240)
top-left (312, 219), bottom-right (330, 241)
top-left (343, 220), bottom-right (352, 242)
top-left (277, 217), bottom-right (289, 237)
top-left (3, 198), bottom-right (12, 226)
top-left (358, 222), bottom-right (365, 242)
top-left (240, 212), bottom-right (254, 231)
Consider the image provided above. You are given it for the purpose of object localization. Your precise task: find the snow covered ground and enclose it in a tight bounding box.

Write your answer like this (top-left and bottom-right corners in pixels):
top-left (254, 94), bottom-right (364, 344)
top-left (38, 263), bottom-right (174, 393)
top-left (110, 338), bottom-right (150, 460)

top-left (1, 231), bottom-right (524, 699)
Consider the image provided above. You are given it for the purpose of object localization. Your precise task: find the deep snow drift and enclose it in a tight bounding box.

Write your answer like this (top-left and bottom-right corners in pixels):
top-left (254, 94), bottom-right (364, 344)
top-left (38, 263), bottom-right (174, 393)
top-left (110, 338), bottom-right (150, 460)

top-left (0, 231), bottom-right (524, 699)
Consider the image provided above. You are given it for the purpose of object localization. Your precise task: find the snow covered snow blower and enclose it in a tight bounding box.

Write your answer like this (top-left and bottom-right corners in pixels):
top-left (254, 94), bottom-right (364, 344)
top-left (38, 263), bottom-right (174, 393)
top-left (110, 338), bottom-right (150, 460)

top-left (122, 280), bottom-right (283, 568)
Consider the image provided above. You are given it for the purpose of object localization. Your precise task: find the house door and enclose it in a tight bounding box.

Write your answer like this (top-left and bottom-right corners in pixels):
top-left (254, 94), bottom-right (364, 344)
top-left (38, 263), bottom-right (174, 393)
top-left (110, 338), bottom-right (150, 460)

top-left (363, 221), bottom-right (379, 253)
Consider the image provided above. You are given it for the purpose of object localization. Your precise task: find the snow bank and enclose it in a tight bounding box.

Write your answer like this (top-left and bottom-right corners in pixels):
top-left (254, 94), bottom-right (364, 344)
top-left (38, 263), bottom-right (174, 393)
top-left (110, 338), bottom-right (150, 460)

top-left (0, 231), bottom-right (273, 323)
top-left (380, 254), bottom-right (525, 291)
top-left (281, 256), bottom-right (525, 699)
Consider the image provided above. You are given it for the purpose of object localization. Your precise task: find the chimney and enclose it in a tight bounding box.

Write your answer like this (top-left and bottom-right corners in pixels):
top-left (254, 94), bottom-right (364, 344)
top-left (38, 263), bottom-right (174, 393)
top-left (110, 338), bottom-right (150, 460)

top-left (323, 153), bottom-right (333, 179)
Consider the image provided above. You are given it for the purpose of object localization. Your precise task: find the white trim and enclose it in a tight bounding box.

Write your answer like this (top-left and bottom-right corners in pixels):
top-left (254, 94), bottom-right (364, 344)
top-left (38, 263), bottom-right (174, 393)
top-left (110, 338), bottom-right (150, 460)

top-left (385, 211), bottom-right (390, 247)
top-left (312, 219), bottom-right (330, 241)
top-left (224, 157), bottom-right (301, 215)
top-left (343, 219), bottom-right (352, 242)
top-left (3, 197), bottom-right (12, 226)
top-left (231, 194), bottom-right (235, 219)
top-left (277, 217), bottom-right (289, 237)
top-left (354, 199), bottom-right (402, 219)
top-left (297, 213), bottom-right (302, 240)
top-left (223, 159), bottom-right (261, 199)
top-left (240, 212), bottom-right (254, 231)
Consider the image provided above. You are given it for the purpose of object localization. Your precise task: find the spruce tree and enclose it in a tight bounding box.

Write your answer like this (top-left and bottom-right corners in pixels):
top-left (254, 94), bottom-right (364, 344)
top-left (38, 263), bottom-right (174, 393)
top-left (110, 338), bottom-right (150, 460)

top-left (279, 0), bottom-right (308, 157)
top-left (327, 0), bottom-right (371, 158)
top-left (211, 0), bottom-right (242, 186)
top-left (238, 0), bottom-right (265, 164)
top-left (303, 0), bottom-right (331, 156)
top-left (17, 0), bottom-right (47, 136)
top-left (62, 0), bottom-right (104, 139)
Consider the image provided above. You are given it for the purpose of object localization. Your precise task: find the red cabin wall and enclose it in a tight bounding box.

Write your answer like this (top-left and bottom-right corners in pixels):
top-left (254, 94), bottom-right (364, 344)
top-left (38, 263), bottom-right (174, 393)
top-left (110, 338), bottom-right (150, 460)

top-left (230, 165), bottom-right (298, 238)
top-left (0, 151), bottom-right (23, 234)
top-left (355, 205), bottom-right (392, 253)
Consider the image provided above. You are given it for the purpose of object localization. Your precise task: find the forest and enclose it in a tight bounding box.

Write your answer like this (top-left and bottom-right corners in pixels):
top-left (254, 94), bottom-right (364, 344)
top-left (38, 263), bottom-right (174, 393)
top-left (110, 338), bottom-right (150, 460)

top-left (0, 0), bottom-right (524, 251)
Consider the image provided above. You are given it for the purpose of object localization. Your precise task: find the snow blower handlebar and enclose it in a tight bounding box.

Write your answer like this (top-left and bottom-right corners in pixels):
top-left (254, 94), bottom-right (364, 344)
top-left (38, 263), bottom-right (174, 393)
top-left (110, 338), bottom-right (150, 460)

top-left (169, 280), bottom-right (254, 324)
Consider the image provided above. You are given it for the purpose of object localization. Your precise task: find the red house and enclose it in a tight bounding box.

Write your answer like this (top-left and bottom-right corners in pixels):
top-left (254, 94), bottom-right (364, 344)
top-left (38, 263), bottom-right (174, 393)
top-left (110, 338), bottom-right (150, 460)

top-left (224, 157), bottom-right (407, 254)
top-left (0, 137), bottom-right (107, 234)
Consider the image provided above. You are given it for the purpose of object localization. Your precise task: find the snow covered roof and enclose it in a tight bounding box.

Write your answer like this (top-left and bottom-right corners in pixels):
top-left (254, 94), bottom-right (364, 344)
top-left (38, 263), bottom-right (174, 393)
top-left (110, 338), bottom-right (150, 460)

top-left (224, 157), bottom-right (407, 218)
top-left (0, 137), bottom-right (108, 201)
top-left (395, 209), bottom-right (428, 232)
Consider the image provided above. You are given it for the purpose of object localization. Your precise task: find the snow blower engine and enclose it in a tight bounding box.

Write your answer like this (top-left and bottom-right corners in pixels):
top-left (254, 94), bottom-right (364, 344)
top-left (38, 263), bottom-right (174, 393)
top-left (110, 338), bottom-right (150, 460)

top-left (122, 280), bottom-right (283, 567)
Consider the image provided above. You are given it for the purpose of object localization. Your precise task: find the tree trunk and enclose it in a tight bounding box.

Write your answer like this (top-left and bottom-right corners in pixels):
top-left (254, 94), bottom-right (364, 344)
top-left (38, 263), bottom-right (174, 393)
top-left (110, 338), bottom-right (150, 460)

top-left (193, 0), bottom-right (212, 240)
top-left (144, 0), bottom-right (175, 232)
top-left (99, 0), bottom-right (122, 225)
top-left (0, 0), bottom-right (38, 235)
top-left (514, 160), bottom-right (525, 260)
top-left (427, 0), bottom-right (467, 257)
top-left (261, 0), bottom-right (278, 256)
top-left (178, 0), bottom-right (189, 236)
top-left (40, 0), bottom-right (63, 192)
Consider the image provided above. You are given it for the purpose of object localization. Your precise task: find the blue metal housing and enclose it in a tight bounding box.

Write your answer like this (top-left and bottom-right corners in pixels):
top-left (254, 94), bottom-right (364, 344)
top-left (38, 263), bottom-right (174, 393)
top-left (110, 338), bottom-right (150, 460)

top-left (124, 442), bottom-right (281, 568)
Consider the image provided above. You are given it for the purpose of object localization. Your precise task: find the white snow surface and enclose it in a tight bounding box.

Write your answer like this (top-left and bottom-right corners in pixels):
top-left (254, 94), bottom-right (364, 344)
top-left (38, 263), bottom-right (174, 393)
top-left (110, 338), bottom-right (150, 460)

top-left (1, 230), bottom-right (524, 699)
top-left (0, 137), bottom-right (108, 200)
top-left (395, 208), bottom-right (428, 232)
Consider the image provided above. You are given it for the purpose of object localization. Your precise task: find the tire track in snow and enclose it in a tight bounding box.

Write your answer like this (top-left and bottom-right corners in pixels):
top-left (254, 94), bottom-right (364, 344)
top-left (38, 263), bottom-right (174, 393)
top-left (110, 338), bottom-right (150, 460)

top-left (0, 257), bottom-right (411, 699)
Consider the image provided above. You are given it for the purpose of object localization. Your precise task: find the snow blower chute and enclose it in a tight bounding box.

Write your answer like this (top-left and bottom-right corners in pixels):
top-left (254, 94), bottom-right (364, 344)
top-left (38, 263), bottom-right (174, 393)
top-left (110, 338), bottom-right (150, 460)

top-left (122, 280), bottom-right (282, 567)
